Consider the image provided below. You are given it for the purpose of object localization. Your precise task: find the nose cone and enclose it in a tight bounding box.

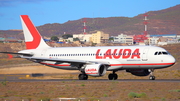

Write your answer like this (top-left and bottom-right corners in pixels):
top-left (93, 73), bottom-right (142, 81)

top-left (167, 55), bottom-right (176, 66)
top-left (171, 55), bottom-right (176, 63)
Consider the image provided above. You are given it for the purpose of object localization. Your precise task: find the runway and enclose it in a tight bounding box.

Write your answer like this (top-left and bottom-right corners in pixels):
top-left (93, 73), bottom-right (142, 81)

top-left (0, 74), bottom-right (179, 82)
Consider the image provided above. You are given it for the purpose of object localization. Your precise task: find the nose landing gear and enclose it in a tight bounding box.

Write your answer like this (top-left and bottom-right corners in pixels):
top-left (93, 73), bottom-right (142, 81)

top-left (149, 69), bottom-right (155, 80)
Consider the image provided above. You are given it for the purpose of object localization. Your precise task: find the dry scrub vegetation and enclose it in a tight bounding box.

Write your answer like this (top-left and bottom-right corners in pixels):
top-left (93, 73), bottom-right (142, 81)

top-left (0, 81), bottom-right (179, 101)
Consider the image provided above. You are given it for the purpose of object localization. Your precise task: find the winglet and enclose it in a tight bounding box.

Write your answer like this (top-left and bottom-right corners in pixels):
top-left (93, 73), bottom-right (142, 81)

top-left (7, 54), bottom-right (13, 59)
top-left (20, 15), bottom-right (50, 49)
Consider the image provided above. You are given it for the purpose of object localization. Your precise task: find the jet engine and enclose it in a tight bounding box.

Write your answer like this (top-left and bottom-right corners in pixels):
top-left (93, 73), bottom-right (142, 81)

top-left (83, 64), bottom-right (107, 77)
top-left (126, 69), bottom-right (150, 76)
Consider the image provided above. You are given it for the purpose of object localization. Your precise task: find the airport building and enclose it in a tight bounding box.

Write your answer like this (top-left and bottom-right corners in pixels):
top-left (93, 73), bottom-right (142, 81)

top-left (0, 37), bottom-right (23, 43)
top-left (113, 34), bottom-right (133, 45)
top-left (150, 34), bottom-right (179, 38)
top-left (149, 34), bottom-right (180, 45)
top-left (91, 31), bottom-right (109, 44)
top-left (73, 34), bottom-right (92, 42)
top-left (148, 37), bottom-right (159, 45)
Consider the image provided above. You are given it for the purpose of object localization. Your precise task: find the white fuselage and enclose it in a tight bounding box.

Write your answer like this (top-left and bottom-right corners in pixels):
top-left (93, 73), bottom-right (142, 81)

top-left (19, 45), bottom-right (175, 71)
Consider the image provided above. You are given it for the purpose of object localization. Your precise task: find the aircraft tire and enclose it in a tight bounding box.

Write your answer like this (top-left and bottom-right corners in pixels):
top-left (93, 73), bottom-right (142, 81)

top-left (108, 74), bottom-right (114, 80)
top-left (108, 73), bottom-right (118, 80)
top-left (149, 76), bottom-right (155, 80)
top-left (113, 74), bottom-right (118, 80)
top-left (78, 74), bottom-right (88, 80)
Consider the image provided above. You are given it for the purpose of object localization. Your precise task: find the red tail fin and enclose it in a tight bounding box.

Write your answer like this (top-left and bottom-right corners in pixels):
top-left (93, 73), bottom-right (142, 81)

top-left (20, 15), bottom-right (49, 49)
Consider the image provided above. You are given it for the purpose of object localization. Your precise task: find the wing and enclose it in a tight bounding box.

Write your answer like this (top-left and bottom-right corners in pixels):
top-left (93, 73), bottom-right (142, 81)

top-left (0, 52), bottom-right (110, 66)
top-left (23, 57), bottom-right (110, 65)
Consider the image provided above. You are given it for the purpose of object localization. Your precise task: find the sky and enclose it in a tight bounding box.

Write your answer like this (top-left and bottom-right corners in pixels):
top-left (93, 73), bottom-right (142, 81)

top-left (0, 0), bottom-right (180, 30)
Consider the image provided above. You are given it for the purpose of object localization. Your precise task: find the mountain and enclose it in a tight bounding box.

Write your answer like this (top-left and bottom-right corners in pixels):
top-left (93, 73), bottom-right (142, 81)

top-left (0, 4), bottom-right (180, 39)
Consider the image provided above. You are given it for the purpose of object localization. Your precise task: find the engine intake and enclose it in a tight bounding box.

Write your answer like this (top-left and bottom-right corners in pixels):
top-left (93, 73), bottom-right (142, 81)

top-left (84, 64), bottom-right (106, 77)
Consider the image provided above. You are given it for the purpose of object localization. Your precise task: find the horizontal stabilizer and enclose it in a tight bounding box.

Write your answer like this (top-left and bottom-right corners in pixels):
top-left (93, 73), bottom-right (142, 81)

top-left (0, 52), bottom-right (33, 57)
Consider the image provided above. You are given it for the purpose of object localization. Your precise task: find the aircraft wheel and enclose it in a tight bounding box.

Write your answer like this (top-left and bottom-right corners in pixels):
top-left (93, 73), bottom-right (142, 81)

top-left (149, 76), bottom-right (155, 80)
top-left (108, 74), bottom-right (114, 80)
top-left (114, 74), bottom-right (118, 80)
top-left (78, 74), bottom-right (88, 80)
top-left (108, 73), bottom-right (118, 80)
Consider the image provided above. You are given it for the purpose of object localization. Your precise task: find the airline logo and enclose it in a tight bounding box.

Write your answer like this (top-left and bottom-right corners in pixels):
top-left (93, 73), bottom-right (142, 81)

top-left (96, 49), bottom-right (140, 59)
top-left (86, 68), bottom-right (97, 72)
top-left (85, 68), bottom-right (98, 74)
top-left (21, 15), bottom-right (41, 49)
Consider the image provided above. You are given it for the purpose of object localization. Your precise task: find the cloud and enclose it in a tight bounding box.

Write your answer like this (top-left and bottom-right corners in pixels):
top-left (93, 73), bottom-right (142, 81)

top-left (0, 0), bottom-right (60, 7)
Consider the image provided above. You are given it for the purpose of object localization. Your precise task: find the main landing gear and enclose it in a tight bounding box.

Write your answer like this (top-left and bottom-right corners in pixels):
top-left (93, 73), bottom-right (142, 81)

top-left (78, 73), bottom-right (88, 80)
top-left (149, 69), bottom-right (155, 80)
top-left (78, 65), bottom-right (88, 80)
top-left (108, 71), bottom-right (118, 80)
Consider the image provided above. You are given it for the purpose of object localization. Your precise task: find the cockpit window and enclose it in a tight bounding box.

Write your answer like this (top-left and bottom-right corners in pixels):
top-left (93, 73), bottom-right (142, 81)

top-left (162, 52), bottom-right (168, 55)
top-left (154, 52), bottom-right (158, 55)
top-left (154, 51), bottom-right (169, 55)
top-left (158, 52), bottom-right (162, 55)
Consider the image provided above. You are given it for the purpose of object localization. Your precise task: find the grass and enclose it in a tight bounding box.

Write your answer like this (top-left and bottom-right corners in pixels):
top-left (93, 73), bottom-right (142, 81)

top-left (38, 97), bottom-right (50, 101)
top-left (103, 94), bottom-right (108, 97)
top-left (0, 82), bottom-right (179, 100)
top-left (162, 98), bottom-right (166, 101)
top-left (128, 92), bottom-right (147, 99)
top-left (1, 77), bottom-right (8, 86)
top-left (169, 89), bottom-right (180, 92)
top-left (81, 84), bottom-right (85, 87)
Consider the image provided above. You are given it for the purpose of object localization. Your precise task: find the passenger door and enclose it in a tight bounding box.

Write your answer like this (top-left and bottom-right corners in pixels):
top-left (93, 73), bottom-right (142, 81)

top-left (142, 48), bottom-right (149, 61)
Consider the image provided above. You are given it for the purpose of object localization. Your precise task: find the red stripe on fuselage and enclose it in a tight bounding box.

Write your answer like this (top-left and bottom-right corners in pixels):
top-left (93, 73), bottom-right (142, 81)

top-left (110, 63), bottom-right (175, 66)
top-left (40, 62), bottom-right (174, 67)
top-left (21, 15), bottom-right (41, 49)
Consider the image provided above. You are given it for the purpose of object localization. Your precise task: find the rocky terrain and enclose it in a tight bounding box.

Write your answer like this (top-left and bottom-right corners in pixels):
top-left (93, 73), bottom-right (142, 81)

top-left (0, 5), bottom-right (180, 38)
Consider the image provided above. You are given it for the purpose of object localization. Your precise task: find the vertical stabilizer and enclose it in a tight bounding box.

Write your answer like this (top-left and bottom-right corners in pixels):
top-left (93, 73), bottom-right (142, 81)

top-left (20, 15), bottom-right (50, 49)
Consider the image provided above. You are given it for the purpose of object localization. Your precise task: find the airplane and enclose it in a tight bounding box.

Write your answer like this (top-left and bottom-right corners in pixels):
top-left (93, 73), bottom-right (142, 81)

top-left (0, 15), bottom-right (176, 80)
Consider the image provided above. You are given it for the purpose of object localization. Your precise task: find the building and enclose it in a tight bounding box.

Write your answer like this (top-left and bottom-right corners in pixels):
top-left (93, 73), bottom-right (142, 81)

top-left (150, 34), bottom-right (178, 38)
top-left (91, 31), bottom-right (109, 44)
top-left (113, 34), bottom-right (133, 45)
top-left (73, 34), bottom-right (92, 42)
top-left (0, 37), bottom-right (23, 43)
top-left (149, 34), bottom-right (180, 45)
top-left (148, 37), bottom-right (159, 45)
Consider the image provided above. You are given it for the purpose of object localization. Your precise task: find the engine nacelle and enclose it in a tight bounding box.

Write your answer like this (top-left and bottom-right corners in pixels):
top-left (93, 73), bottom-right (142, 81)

top-left (84, 64), bottom-right (106, 77)
top-left (126, 69), bottom-right (150, 76)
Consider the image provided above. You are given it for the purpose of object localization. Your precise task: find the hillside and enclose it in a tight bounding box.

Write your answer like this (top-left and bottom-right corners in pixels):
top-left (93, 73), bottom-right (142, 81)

top-left (0, 4), bottom-right (180, 38)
